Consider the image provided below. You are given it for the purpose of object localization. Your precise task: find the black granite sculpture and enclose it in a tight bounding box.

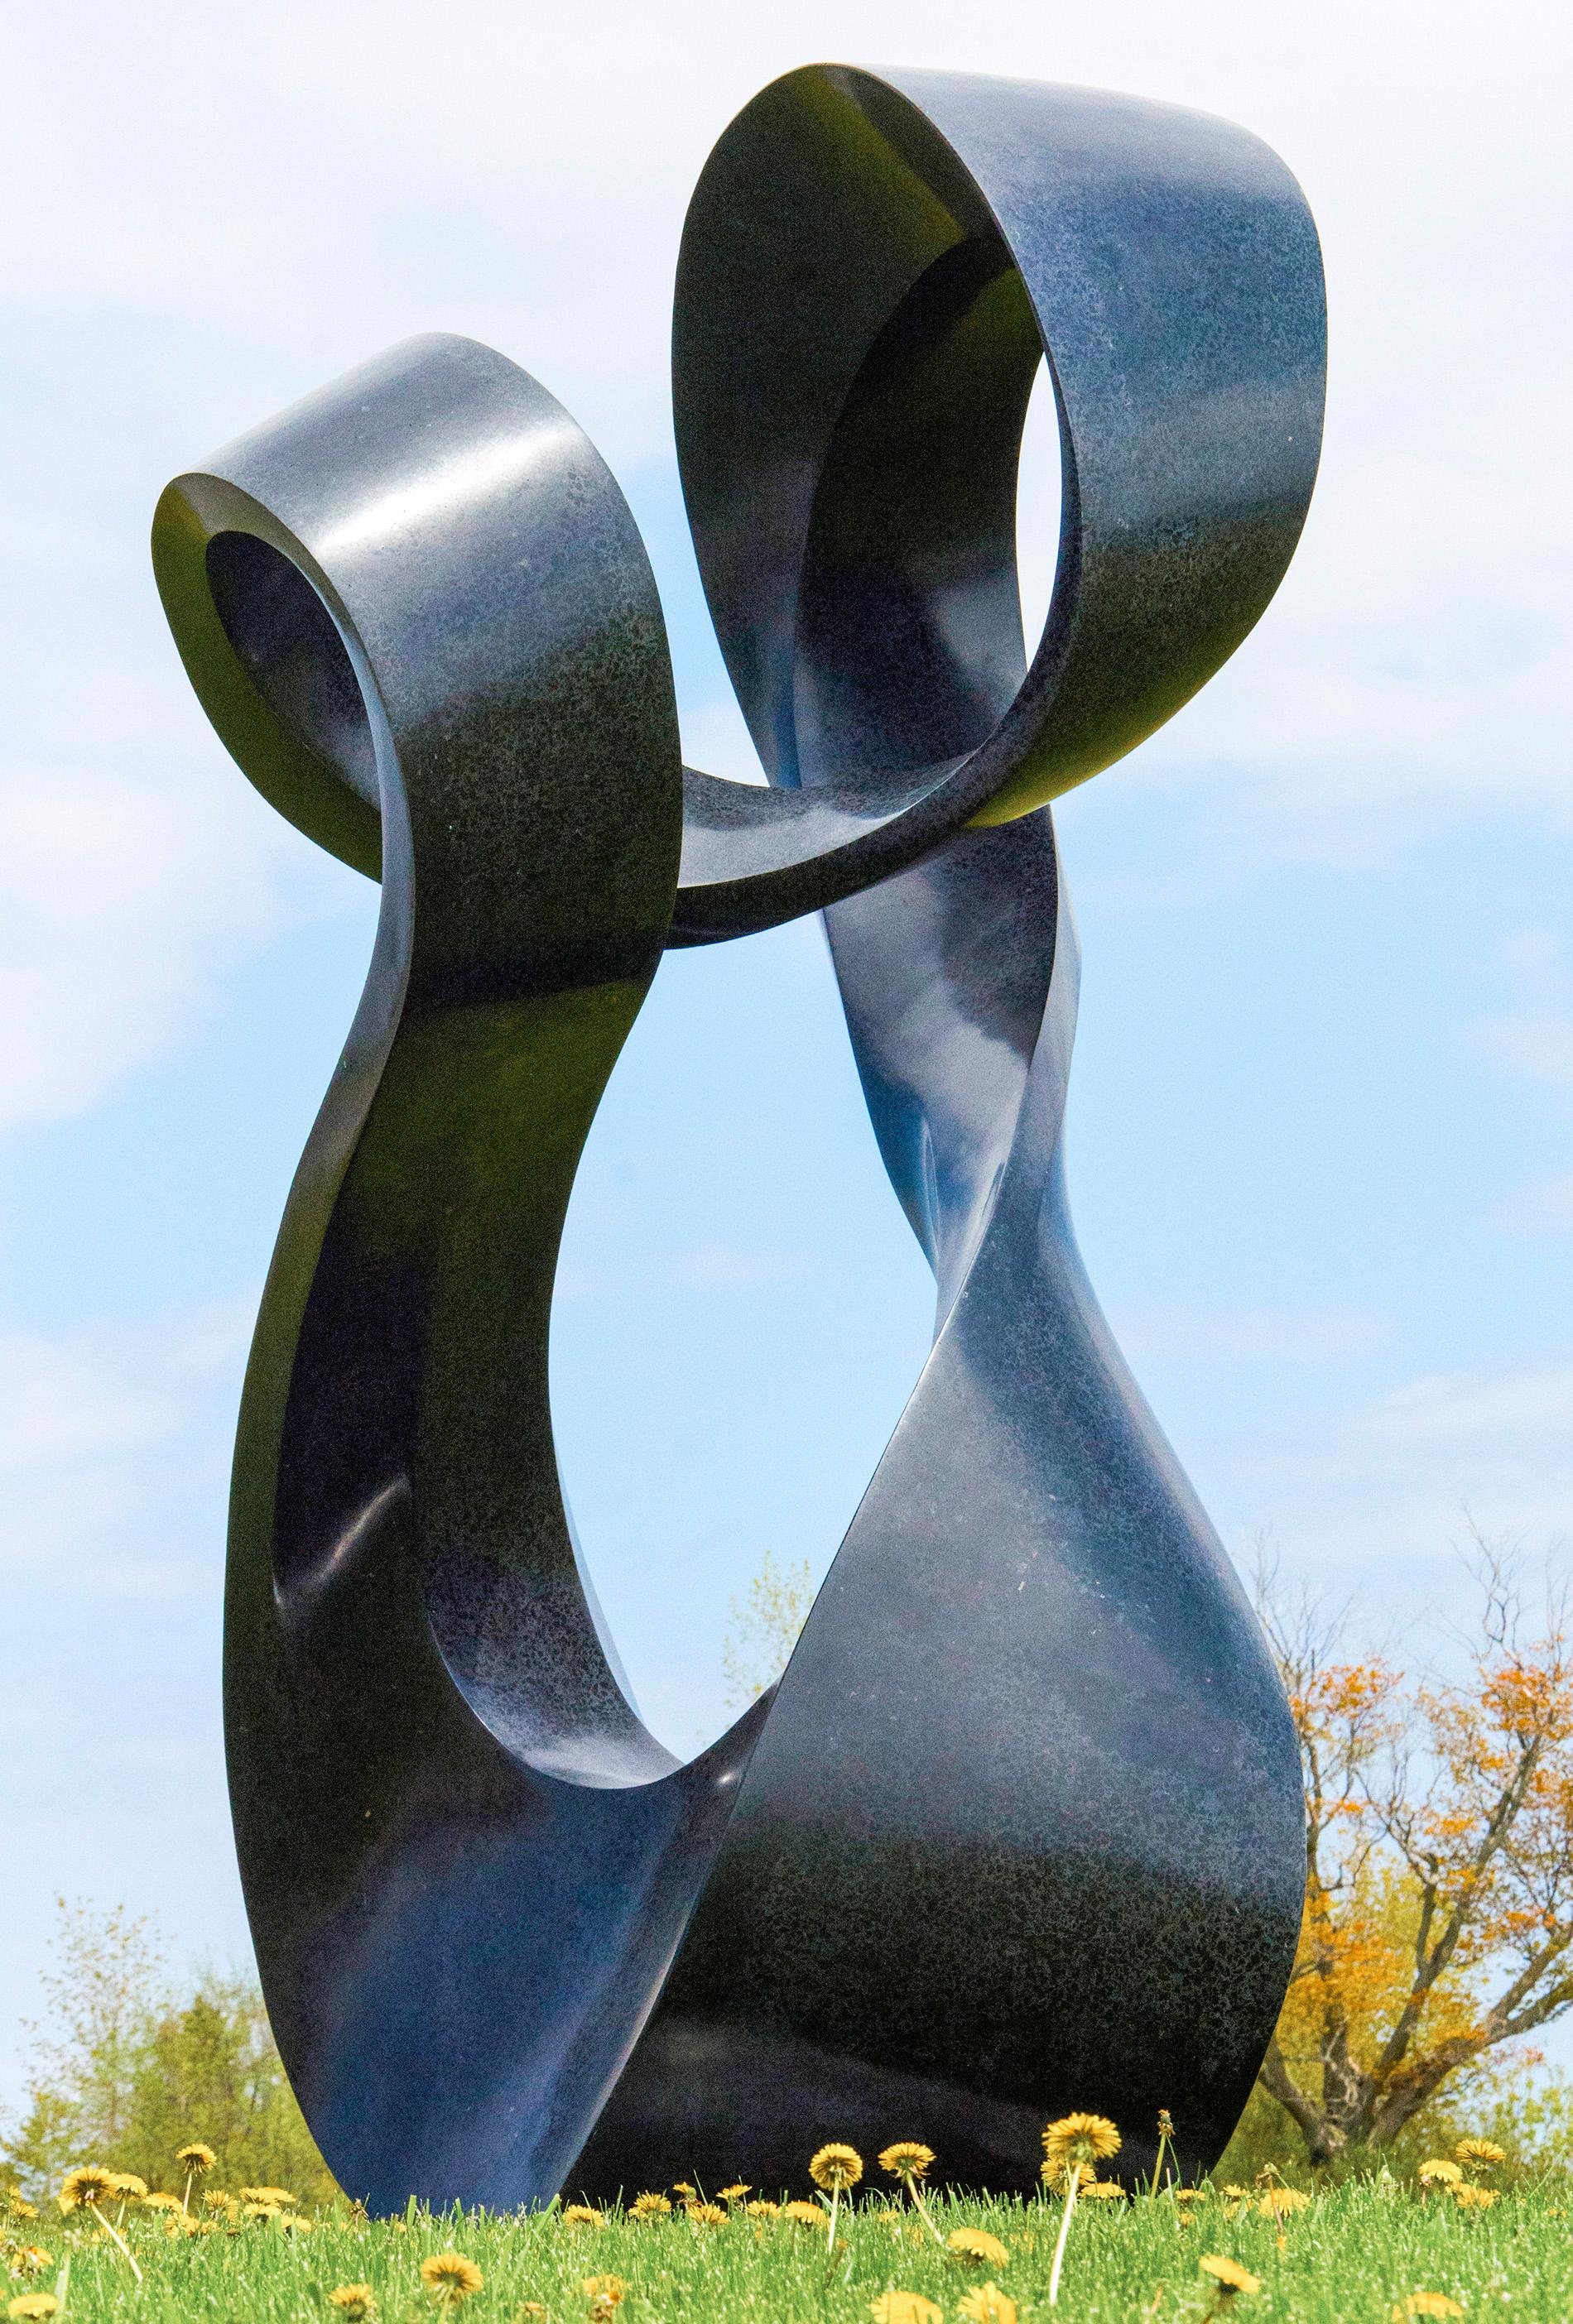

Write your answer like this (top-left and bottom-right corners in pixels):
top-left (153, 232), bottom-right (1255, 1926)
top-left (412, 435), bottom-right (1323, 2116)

top-left (152, 65), bottom-right (1325, 2210)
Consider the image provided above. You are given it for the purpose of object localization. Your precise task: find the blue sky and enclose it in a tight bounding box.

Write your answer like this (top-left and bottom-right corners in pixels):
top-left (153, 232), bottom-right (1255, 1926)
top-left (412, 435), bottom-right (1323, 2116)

top-left (2, 0), bottom-right (1571, 2108)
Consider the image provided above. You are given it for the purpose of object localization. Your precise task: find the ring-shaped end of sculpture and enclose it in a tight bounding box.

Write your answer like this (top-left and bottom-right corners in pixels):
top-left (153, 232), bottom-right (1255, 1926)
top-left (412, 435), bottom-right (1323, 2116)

top-left (666, 61), bottom-right (1325, 941)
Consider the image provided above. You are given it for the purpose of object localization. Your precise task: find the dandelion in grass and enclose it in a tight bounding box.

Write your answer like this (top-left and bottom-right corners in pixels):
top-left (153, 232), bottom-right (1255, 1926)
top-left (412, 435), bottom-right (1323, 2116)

top-left (58, 2168), bottom-right (114, 2213)
top-left (957, 2287), bottom-right (1018, 2324)
top-left (164, 2215), bottom-right (200, 2239)
top-left (1086, 2182), bottom-right (1125, 2202)
top-left (581, 2274), bottom-right (627, 2315)
top-left (1199, 2254), bottom-right (1261, 2308)
top-left (1454, 2137), bottom-right (1505, 2177)
top-left (946, 2227), bottom-right (1009, 2269)
top-left (421, 2251), bottom-right (483, 2305)
top-left (175, 2139), bottom-right (216, 2216)
top-left (8, 2297), bottom-right (60, 2322)
top-left (629, 2192), bottom-right (671, 2220)
top-left (1040, 2112), bottom-right (1120, 2307)
top-left (1453, 2183), bottom-right (1498, 2211)
top-left (878, 2141), bottom-right (944, 2246)
top-left (783, 2200), bottom-right (830, 2229)
top-left (1256, 2187), bottom-right (1309, 2220)
top-left (201, 2189), bottom-right (233, 2214)
top-left (810, 2141), bottom-right (863, 2254)
top-left (745, 2200), bottom-right (780, 2218)
top-left (1392, 2300), bottom-right (1464, 2321)
top-left (562, 2206), bottom-right (604, 2228)
top-left (718, 2182), bottom-right (751, 2202)
top-left (1152, 2106), bottom-right (1176, 2194)
top-left (6, 2250), bottom-right (51, 2279)
top-left (1417, 2159), bottom-right (1461, 2191)
top-left (57, 2166), bottom-right (141, 2282)
top-left (686, 2202), bottom-right (728, 2227)
top-left (869, 2294), bottom-right (942, 2324)
top-left (7, 2199), bottom-right (38, 2222)
top-left (330, 2289), bottom-right (378, 2320)
top-left (671, 2181), bottom-right (698, 2199)
top-left (108, 2172), bottom-right (147, 2221)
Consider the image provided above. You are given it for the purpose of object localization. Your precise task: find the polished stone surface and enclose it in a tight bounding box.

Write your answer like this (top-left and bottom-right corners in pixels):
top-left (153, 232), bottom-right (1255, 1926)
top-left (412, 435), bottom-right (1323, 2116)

top-left (151, 62), bottom-right (1325, 2209)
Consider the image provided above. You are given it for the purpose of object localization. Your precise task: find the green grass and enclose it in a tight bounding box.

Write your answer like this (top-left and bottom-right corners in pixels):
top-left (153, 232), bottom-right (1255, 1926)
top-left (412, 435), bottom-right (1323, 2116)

top-left (11, 2183), bottom-right (1573, 2323)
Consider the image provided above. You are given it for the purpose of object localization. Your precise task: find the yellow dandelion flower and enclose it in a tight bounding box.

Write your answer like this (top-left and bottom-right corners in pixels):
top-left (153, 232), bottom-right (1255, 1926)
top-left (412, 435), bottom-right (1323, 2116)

top-left (57, 2168), bottom-right (116, 2213)
top-left (878, 2143), bottom-right (936, 2182)
top-left (144, 2192), bottom-right (182, 2212)
top-left (1039, 2157), bottom-right (1097, 2194)
top-left (562, 2206), bottom-right (604, 2228)
top-left (1256, 2187), bottom-right (1310, 2218)
top-left (1174, 2188), bottom-right (1201, 2205)
top-left (671, 2181), bottom-right (697, 2199)
top-left (176, 2144), bottom-right (217, 2173)
top-left (957, 2288), bottom-right (1017, 2324)
top-left (7, 2297), bottom-right (61, 2322)
top-left (1200, 2255), bottom-right (1262, 2297)
top-left (1220, 2185), bottom-right (1249, 2200)
top-left (783, 2200), bottom-right (830, 2228)
top-left (6, 2250), bottom-right (50, 2280)
top-left (1417, 2159), bottom-right (1462, 2189)
top-left (1391, 2299), bottom-right (1464, 2322)
top-left (1454, 2138), bottom-right (1506, 2171)
top-left (7, 2199), bottom-right (39, 2221)
top-left (280, 2213), bottom-right (314, 2232)
top-left (1452, 2184), bottom-right (1498, 2210)
top-left (108, 2174), bottom-right (147, 2204)
top-left (686, 2202), bottom-right (728, 2226)
top-left (580, 2275), bottom-right (627, 2305)
top-left (330, 2289), bottom-right (378, 2320)
top-left (870, 2295), bottom-right (943, 2324)
top-left (718, 2183), bottom-right (751, 2201)
top-left (1041, 2113), bottom-right (1121, 2173)
top-left (810, 2144), bottom-right (863, 2192)
top-left (163, 2215), bottom-right (200, 2239)
top-left (745, 2200), bottom-right (780, 2218)
top-left (946, 2227), bottom-right (1010, 2269)
top-left (1085, 2181), bottom-right (1125, 2201)
top-left (420, 2251), bottom-right (483, 2303)
top-left (628, 2192), bottom-right (671, 2220)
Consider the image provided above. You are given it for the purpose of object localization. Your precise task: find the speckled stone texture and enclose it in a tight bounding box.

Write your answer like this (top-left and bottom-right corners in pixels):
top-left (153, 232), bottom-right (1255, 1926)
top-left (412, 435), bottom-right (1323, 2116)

top-left (151, 62), bottom-right (1324, 2211)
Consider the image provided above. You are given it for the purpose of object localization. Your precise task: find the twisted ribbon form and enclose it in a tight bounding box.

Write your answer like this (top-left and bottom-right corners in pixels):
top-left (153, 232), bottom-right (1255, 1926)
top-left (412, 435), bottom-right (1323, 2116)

top-left (152, 64), bottom-right (1325, 2208)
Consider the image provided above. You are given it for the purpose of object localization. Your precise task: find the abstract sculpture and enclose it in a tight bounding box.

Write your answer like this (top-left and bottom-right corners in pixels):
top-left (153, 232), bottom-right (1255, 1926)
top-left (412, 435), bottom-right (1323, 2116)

top-left (152, 65), bottom-right (1325, 2211)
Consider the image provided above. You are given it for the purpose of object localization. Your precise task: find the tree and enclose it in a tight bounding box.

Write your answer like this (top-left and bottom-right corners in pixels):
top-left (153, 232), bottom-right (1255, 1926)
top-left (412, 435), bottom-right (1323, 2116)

top-left (0, 1901), bottom-right (336, 2204)
top-left (720, 1549), bottom-right (815, 1708)
top-left (1254, 1540), bottom-right (1573, 2165)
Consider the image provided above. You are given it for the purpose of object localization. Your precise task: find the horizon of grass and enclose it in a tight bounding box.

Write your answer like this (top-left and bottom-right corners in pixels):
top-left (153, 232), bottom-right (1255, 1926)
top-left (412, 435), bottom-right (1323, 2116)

top-left (7, 2178), bottom-right (1573, 2323)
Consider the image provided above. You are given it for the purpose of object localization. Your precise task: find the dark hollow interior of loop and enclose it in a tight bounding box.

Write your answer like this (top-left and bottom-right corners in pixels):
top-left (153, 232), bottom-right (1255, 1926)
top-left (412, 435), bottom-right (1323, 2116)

top-left (790, 241), bottom-right (1046, 788)
top-left (206, 531), bottom-right (379, 809)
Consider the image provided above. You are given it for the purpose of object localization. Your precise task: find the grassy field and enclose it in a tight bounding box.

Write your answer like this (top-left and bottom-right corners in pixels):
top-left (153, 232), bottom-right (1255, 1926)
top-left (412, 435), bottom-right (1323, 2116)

top-left (7, 2179), bottom-right (1573, 2324)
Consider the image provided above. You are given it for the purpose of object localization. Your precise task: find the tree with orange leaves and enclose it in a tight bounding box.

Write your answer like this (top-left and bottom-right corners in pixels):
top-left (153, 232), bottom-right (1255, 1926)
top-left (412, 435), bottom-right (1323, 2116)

top-left (1255, 1540), bottom-right (1573, 2164)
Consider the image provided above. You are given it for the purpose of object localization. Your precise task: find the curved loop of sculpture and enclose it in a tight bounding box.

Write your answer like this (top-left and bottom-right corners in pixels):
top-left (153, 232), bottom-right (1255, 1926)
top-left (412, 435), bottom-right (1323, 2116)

top-left (151, 65), bottom-right (1325, 2211)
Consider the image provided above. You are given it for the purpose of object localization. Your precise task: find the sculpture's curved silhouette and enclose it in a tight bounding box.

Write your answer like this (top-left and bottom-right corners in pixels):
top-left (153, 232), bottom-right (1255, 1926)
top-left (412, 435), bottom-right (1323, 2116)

top-left (152, 64), bottom-right (1325, 2209)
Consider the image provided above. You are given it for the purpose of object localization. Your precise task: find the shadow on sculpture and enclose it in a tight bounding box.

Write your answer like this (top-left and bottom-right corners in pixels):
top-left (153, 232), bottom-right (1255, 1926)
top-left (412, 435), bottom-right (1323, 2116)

top-left (151, 65), bottom-right (1326, 2209)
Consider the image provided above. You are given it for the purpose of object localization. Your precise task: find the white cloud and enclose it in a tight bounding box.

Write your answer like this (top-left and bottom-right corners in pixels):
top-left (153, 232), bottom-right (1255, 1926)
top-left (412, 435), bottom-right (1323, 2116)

top-left (0, 1299), bottom-right (254, 1579)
